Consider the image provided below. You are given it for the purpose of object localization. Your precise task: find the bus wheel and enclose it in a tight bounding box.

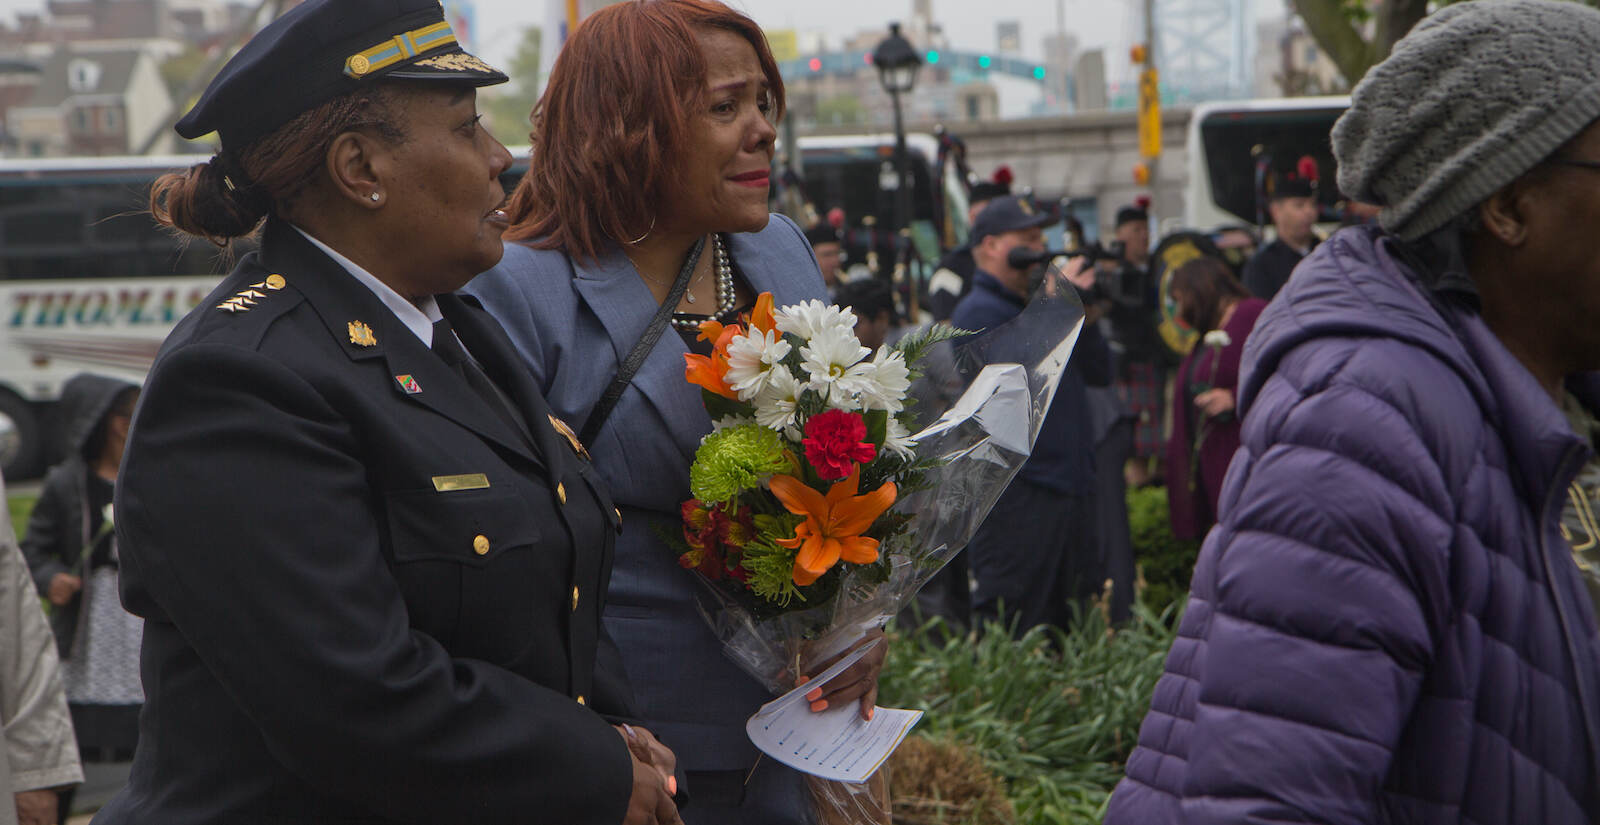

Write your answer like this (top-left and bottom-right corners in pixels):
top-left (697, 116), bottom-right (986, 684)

top-left (0, 390), bottom-right (40, 481)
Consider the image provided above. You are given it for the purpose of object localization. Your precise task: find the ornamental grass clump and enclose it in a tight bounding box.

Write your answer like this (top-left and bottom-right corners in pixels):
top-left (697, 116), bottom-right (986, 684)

top-left (880, 603), bottom-right (1178, 824)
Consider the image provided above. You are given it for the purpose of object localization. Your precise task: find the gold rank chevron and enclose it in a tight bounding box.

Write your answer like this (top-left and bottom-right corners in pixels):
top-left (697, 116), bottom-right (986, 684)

top-left (216, 273), bottom-right (286, 313)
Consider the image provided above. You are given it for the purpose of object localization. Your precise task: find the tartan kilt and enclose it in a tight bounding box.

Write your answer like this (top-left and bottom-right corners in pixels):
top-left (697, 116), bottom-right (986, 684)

top-left (1115, 361), bottom-right (1166, 458)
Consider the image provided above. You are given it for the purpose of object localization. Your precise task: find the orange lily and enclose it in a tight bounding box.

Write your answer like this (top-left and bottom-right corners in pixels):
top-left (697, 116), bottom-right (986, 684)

top-left (697, 319), bottom-right (727, 345)
top-left (769, 466), bottom-right (897, 586)
top-left (749, 291), bottom-right (776, 335)
top-left (684, 322), bottom-right (742, 400)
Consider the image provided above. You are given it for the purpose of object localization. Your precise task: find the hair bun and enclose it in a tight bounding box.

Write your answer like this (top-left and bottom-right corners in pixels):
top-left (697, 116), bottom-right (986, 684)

top-left (150, 159), bottom-right (272, 245)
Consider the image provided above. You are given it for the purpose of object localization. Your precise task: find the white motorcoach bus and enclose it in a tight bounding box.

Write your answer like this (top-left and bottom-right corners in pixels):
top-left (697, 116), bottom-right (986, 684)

top-left (0, 153), bottom-right (531, 479)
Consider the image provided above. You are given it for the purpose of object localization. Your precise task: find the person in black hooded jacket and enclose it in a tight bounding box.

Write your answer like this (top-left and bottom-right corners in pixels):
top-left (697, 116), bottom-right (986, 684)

top-left (19, 372), bottom-right (141, 819)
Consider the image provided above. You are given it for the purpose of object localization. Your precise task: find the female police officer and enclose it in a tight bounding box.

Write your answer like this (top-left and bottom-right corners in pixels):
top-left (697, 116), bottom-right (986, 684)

top-left (92, 2), bottom-right (681, 824)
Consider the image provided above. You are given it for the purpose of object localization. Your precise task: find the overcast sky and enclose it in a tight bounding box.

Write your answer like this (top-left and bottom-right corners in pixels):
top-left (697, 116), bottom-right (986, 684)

top-left (0, 0), bottom-right (1288, 68)
top-left (0, 0), bottom-right (1287, 111)
top-left (470, 0), bottom-right (1288, 69)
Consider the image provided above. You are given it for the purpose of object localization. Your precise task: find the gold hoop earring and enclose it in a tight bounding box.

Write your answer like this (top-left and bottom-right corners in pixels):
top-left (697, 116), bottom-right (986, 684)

top-left (625, 215), bottom-right (656, 245)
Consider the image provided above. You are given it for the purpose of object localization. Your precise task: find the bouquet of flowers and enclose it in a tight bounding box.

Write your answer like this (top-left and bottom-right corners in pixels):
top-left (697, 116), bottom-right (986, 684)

top-left (672, 274), bottom-right (1087, 823)
top-left (676, 292), bottom-right (942, 619)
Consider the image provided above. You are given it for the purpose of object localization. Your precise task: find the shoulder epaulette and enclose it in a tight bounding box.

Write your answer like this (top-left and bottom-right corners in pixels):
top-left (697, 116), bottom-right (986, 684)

top-left (216, 273), bottom-right (288, 313)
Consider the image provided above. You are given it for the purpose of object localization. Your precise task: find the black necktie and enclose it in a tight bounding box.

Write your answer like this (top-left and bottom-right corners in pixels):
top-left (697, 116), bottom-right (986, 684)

top-left (432, 317), bottom-right (529, 442)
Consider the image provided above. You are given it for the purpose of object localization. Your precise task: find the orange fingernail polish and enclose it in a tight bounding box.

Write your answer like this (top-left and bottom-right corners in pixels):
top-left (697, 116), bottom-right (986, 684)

top-left (669, 776), bottom-right (678, 795)
top-left (867, 707), bottom-right (875, 721)
top-left (805, 687), bottom-right (822, 702)
top-left (797, 675), bottom-right (810, 685)
top-left (810, 699), bottom-right (828, 712)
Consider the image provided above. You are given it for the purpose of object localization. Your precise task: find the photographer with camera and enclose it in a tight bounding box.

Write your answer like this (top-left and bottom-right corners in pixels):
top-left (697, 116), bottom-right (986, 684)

top-left (951, 195), bottom-right (1111, 634)
top-left (1093, 205), bottom-right (1169, 490)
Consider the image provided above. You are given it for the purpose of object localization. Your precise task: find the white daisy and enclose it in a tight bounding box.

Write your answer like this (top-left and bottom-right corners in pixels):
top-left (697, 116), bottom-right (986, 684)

top-left (856, 345), bottom-right (911, 413)
top-left (752, 367), bottom-right (803, 431)
top-left (724, 327), bottom-right (792, 400)
top-left (884, 415), bottom-right (918, 458)
top-left (710, 414), bottom-right (755, 433)
top-left (800, 326), bottom-right (873, 401)
top-left (775, 299), bottom-right (857, 341)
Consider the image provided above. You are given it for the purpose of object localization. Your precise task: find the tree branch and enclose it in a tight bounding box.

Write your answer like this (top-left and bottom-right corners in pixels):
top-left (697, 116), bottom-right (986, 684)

top-left (1373, 0), bottom-right (1428, 63)
top-left (1290, 0), bottom-right (1376, 87)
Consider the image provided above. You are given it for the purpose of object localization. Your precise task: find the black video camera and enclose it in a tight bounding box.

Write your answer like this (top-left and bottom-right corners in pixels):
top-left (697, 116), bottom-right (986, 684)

top-left (1006, 242), bottom-right (1149, 308)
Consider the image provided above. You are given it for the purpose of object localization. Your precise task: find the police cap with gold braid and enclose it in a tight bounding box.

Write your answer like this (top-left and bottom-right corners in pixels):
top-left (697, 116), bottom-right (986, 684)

top-left (176, 0), bottom-right (508, 150)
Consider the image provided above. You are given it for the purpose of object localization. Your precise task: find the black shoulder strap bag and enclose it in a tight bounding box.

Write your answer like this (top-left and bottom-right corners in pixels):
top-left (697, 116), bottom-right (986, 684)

top-left (578, 237), bottom-right (706, 446)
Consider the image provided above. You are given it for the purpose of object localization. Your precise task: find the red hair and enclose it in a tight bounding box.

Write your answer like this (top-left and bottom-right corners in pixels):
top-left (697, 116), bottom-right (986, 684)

top-left (503, 0), bottom-right (785, 261)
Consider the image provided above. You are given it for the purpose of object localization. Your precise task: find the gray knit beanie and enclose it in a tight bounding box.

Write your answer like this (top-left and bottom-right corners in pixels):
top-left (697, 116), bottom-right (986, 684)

top-left (1333, 0), bottom-right (1600, 241)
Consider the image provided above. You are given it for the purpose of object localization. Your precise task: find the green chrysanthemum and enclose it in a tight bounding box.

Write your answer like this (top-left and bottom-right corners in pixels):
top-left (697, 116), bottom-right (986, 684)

top-left (690, 424), bottom-right (790, 504)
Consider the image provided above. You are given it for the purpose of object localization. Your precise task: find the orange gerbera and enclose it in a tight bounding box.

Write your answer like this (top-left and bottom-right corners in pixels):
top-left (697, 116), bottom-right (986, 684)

top-left (683, 322), bottom-right (741, 400)
top-left (769, 466), bottom-right (897, 586)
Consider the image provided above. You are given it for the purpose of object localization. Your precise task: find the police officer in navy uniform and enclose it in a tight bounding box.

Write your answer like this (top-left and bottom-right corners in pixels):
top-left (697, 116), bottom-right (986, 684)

top-left (96, 2), bottom-right (682, 824)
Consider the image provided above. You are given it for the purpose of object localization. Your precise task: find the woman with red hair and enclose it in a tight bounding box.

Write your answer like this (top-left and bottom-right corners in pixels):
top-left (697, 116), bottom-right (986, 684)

top-left (466, 2), bottom-right (885, 822)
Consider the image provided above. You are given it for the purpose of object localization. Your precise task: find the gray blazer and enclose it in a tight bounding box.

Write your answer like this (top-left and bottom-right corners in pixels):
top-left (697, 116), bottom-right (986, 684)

top-left (0, 469), bottom-right (82, 813)
top-left (464, 213), bottom-right (827, 771)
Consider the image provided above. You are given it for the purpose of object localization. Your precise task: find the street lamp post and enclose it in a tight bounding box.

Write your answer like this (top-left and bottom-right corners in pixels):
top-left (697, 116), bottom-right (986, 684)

top-left (872, 22), bottom-right (922, 312)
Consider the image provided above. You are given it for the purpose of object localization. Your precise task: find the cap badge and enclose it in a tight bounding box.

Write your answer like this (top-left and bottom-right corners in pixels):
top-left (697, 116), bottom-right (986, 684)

top-left (1018, 199), bottom-right (1034, 216)
top-left (348, 54), bottom-right (372, 77)
top-left (348, 320), bottom-right (377, 347)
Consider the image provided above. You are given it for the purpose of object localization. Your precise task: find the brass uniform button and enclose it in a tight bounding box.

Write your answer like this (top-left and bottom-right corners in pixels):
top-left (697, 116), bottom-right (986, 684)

top-left (473, 534), bottom-right (490, 556)
top-left (576, 695), bottom-right (586, 706)
top-left (556, 482), bottom-right (567, 505)
top-left (571, 586), bottom-right (580, 611)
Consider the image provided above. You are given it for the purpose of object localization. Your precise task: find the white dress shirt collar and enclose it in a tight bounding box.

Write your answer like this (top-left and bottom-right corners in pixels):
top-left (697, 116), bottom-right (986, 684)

top-left (292, 225), bottom-right (440, 346)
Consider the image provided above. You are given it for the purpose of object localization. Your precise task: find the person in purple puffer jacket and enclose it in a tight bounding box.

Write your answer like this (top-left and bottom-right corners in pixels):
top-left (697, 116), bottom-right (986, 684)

top-left (1106, 1), bottom-right (1600, 822)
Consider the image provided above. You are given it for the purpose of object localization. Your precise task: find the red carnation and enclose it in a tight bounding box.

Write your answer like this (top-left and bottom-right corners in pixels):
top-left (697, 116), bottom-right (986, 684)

top-left (802, 409), bottom-right (877, 480)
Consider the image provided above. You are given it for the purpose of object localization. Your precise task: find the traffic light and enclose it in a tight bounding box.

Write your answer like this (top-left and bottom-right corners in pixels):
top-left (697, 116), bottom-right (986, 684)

top-left (977, 54), bottom-right (992, 69)
top-left (1133, 162), bottom-right (1151, 185)
top-left (1130, 43), bottom-right (1148, 64)
top-left (1033, 66), bottom-right (1046, 80)
top-left (926, 49), bottom-right (941, 64)
top-left (808, 57), bottom-right (821, 72)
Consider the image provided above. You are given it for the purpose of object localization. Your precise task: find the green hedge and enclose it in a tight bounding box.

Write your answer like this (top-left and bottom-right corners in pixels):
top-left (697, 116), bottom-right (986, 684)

top-left (879, 485), bottom-right (1201, 823)
top-left (881, 604), bottom-right (1178, 824)
top-left (7, 492), bottom-right (32, 543)
top-left (1126, 485), bottom-right (1201, 617)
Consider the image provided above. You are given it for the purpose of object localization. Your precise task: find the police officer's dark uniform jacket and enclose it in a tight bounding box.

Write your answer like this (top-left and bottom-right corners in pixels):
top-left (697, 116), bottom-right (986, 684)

top-left (100, 218), bottom-right (639, 824)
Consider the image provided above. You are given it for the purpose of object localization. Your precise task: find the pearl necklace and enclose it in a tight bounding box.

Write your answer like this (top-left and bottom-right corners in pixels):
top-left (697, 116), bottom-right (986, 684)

top-left (672, 233), bottom-right (737, 331)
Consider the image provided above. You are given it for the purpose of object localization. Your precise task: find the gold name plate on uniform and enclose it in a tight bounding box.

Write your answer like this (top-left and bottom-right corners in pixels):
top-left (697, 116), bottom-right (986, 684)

top-left (432, 473), bottom-right (490, 492)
